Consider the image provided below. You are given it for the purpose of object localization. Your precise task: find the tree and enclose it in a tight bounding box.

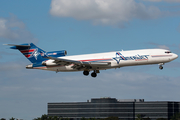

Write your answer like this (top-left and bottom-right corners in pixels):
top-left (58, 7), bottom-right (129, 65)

top-left (9, 117), bottom-right (15, 120)
top-left (104, 116), bottom-right (119, 120)
top-left (156, 118), bottom-right (167, 120)
top-left (81, 118), bottom-right (87, 120)
top-left (136, 114), bottom-right (143, 120)
top-left (171, 112), bottom-right (180, 120)
top-left (41, 114), bottom-right (48, 120)
top-left (135, 114), bottom-right (152, 120)
top-left (144, 117), bottom-right (151, 120)
top-left (63, 118), bottom-right (70, 120)
top-left (33, 117), bottom-right (41, 120)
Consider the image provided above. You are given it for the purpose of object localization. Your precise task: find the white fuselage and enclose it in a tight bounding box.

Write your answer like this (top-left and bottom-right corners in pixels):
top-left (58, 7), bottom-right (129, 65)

top-left (33, 49), bottom-right (178, 72)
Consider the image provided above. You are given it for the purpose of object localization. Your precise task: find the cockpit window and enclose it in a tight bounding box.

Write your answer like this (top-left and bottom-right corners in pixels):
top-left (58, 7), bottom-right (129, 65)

top-left (165, 51), bottom-right (171, 53)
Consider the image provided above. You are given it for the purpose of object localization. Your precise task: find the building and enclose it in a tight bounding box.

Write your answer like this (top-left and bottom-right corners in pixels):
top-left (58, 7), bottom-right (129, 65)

top-left (48, 98), bottom-right (180, 120)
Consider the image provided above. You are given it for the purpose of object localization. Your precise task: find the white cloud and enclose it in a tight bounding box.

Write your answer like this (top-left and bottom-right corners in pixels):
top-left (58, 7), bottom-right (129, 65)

top-left (50, 0), bottom-right (161, 26)
top-left (0, 14), bottom-right (37, 43)
top-left (178, 24), bottom-right (180, 33)
top-left (157, 45), bottom-right (170, 50)
top-left (0, 61), bottom-right (180, 119)
top-left (148, 42), bottom-right (170, 50)
top-left (145, 0), bottom-right (180, 2)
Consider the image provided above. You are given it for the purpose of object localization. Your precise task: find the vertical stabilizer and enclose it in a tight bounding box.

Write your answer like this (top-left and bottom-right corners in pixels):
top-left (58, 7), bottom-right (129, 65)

top-left (6, 43), bottom-right (47, 63)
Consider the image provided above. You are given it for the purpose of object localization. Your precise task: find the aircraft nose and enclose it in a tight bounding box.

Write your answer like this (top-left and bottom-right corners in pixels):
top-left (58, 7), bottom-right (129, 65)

top-left (173, 53), bottom-right (178, 60)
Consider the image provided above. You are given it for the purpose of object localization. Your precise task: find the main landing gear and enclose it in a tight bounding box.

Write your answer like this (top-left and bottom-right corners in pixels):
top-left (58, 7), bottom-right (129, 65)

top-left (83, 70), bottom-right (99, 78)
top-left (83, 71), bottom-right (89, 76)
top-left (91, 72), bottom-right (97, 78)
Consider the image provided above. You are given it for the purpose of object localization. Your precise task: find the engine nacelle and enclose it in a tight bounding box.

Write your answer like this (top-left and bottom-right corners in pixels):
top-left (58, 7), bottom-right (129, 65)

top-left (42, 60), bottom-right (57, 66)
top-left (46, 50), bottom-right (67, 57)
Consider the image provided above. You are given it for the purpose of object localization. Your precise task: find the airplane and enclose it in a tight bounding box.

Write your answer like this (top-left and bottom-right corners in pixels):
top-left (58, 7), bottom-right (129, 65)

top-left (5, 43), bottom-right (178, 77)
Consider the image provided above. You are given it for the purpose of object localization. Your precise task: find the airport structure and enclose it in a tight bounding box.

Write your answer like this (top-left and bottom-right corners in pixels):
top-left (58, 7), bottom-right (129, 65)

top-left (48, 98), bottom-right (180, 120)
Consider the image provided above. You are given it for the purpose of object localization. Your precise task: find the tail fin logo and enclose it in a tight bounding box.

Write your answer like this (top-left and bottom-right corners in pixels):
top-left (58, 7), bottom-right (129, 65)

top-left (20, 48), bottom-right (39, 60)
top-left (20, 49), bottom-right (35, 58)
top-left (31, 49), bottom-right (39, 60)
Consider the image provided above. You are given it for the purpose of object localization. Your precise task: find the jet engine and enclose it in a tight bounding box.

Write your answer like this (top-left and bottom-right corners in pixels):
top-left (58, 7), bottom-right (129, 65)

top-left (46, 50), bottom-right (67, 57)
top-left (42, 50), bottom-right (67, 66)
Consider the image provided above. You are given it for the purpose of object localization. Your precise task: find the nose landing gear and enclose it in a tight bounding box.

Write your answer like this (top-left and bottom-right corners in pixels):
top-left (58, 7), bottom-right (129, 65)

top-left (159, 65), bottom-right (163, 70)
top-left (159, 63), bottom-right (164, 70)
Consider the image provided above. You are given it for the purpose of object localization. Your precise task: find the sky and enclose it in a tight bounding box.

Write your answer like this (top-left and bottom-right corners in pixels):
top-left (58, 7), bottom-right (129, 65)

top-left (0, 0), bottom-right (180, 119)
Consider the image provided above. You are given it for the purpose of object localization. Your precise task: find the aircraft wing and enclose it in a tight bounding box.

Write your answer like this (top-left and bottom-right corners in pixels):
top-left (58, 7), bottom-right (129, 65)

top-left (45, 56), bottom-right (111, 69)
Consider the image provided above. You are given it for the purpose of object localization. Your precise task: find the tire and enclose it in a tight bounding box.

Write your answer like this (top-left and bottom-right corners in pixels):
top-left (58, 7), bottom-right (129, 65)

top-left (83, 71), bottom-right (89, 76)
top-left (91, 72), bottom-right (97, 77)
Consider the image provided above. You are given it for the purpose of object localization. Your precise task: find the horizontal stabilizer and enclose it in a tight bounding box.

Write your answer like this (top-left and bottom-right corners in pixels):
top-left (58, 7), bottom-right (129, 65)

top-left (4, 44), bottom-right (30, 49)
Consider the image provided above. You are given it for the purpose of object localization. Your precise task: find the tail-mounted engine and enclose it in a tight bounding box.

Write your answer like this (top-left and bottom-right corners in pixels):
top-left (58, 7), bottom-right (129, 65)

top-left (46, 50), bottom-right (67, 57)
top-left (42, 50), bottom-right (67, 66)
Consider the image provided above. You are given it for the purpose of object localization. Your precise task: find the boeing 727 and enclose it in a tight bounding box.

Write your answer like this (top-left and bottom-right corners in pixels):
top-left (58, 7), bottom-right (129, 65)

top-left (5, 43), bottom-right (178, 77)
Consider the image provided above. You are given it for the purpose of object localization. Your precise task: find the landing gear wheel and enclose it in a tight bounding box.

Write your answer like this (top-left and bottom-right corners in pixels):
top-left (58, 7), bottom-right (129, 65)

top-left (83, 71), bottom-right (89, 76)
top-left (159, 65), bottom-right (163, 70)
top-left (91, 72), bottom-right (97, 78)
